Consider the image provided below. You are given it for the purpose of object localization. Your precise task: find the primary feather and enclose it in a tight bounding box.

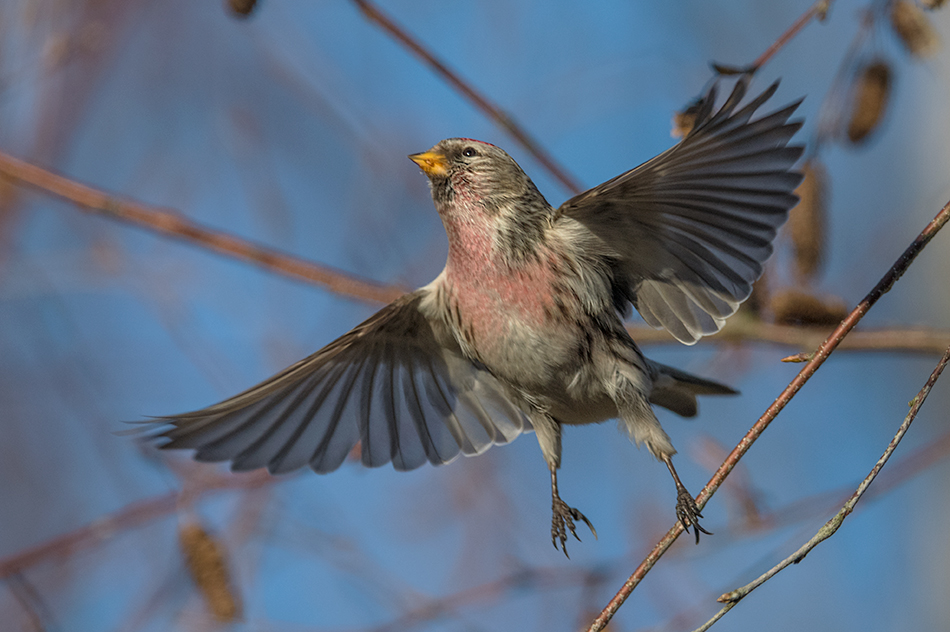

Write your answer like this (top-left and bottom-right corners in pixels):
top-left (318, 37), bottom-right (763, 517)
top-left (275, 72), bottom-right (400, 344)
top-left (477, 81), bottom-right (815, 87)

top-left (560, 80), bottom-right (803, 343)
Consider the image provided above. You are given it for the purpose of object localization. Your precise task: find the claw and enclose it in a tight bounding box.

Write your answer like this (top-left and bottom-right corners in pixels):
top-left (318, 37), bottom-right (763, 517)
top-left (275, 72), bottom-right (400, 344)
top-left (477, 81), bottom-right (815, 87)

top-left (663, 454), bottom-right (712, 544)
top-left (551, 497), bottom-right (597, 558)
top-left (547, 468), bottom-right (596, 557)
top-left (675, 487), bottom-right (712, 544)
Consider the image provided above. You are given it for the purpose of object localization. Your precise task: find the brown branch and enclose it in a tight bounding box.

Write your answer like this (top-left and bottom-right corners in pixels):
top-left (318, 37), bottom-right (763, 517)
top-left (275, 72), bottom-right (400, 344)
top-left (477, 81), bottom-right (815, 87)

top-left (653, 416), bottom-right (950, 632)
top-left (7, 573), bottom-right (51, 632)
top-left (587, 198), bottom-right (950, 632)
top-left (2, 150), bottom-right (946, 357)
top-left (694, 343), bottom-right (950, 632)
top-left (714, 0), bottom-right (833, 75)
top-left (628, 320), bottom-right (950, 356)
top-left (0, 151), bottom-right (405, 305)
top-left (369, 567), bottom-right (602, 632)
top-left (0, 469), bottom-right (274, 580)
top-left (716, 424), bottom-right (950, 540)
top-left (350, 0), bottom-right (583, 195)
top-left (751, 0), bottom-right (832, 70)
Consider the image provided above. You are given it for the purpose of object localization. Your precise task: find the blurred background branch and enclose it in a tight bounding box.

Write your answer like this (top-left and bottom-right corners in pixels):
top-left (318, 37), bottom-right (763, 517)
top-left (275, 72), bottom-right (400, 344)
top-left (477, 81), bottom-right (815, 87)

top-left (1, 1), bottom-right (949, 631)
top-left (0, 151), bottom-right (404, 305)
top-left (351, 0), bottom-right (584, 195)
top-left (1, 151), bottom-right (946, 355)
top-left (695, 341), bottom-right (950, 632)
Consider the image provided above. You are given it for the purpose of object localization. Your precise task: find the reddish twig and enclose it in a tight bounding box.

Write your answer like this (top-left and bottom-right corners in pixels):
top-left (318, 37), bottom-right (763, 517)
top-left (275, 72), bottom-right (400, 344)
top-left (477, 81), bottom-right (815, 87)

top-left (631, 320), bottom-right (950, 357)
top-left (2, 150), bottom-right (947, 356)
top-left (587, 199), bottom-right (950, 632)
top-left (721, 424), bottom-right (950, 540)
top-left (369, 567), bottom-right (603, 632)
top-left (696, 343), bottom-right (950, 631)
top-left (751, 0), bottom-right (832, 70)
top-left (350, 0), bottom-right (583, 195)
top-left (714, 0), bottom-right (833, 75)
top-left (655, 405), bottom-right (950, 632)
top-left (0, 470), bottom-right (274, 580)
top-left (7, 572), bottom-right (53, 632)
top-left (0, 151), bottom-right (404, 305)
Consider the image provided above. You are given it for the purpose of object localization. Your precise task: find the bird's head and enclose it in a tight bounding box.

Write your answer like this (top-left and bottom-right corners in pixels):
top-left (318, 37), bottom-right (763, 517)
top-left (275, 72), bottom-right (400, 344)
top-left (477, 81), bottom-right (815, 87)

top-left (409, 138), bottom-right (543, 216)
top-left (410, 139), bottom-right (555, 268)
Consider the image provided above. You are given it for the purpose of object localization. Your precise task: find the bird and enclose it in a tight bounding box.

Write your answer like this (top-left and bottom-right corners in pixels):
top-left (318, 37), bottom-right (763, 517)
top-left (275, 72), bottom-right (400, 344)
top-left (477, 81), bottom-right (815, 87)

top-left (149, 78), bottom-right (803, 556)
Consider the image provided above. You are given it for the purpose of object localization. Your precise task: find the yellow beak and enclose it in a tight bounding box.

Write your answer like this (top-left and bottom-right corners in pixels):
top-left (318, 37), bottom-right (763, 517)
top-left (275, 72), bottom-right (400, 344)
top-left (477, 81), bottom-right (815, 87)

top-left (409, 150), bottom-right (449, 177)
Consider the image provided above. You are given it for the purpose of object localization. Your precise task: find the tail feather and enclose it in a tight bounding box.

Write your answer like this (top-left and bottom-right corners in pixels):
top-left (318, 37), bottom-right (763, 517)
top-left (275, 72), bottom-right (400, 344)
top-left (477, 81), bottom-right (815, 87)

top-left (647, 360), bottom-right (737, 418)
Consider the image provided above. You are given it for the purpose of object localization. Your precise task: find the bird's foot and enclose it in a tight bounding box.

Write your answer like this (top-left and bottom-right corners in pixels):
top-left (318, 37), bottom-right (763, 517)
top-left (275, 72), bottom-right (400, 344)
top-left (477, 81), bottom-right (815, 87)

top-left (675, 485), bottom-right (711, 544)
top-left (551, 497), bottom-right (597, 558)
top-left (663, 454), bottom-right (712, 544)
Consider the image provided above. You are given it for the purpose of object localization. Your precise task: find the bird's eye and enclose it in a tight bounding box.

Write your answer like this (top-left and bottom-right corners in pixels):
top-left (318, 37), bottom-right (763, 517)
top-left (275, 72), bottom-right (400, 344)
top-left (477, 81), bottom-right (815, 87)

top-left (462, 147), bottom-right (478, 158)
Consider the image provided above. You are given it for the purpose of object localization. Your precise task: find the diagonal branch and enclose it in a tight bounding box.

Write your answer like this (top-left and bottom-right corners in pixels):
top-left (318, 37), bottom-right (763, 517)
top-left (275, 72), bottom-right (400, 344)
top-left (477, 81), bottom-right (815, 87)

top-left (350, 0), bottom-right (583, 195)
top-left (0, 469), bottom-right (275, 580)
top-left (587, 198), bottom-right (950, 632)
top-left (0, 151), bottom-right (405, 305)
top-left (692, 341), bottom-right (950, 632)
top-left (751, 0), bottom-right (832, 70)
top-left (713, 0), bottom-right (833, 75)
top-left (368, 567), bottom-right (602, 632)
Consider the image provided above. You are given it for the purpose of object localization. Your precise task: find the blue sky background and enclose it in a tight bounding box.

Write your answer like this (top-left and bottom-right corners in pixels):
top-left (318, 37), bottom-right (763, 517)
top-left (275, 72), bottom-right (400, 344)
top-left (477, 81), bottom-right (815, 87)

top-left (2, 1), bottom-right (950, 630)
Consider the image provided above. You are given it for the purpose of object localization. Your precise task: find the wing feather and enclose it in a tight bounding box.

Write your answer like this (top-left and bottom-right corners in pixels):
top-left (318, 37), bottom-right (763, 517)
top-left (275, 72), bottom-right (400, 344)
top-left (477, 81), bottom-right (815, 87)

top-left (150, 290), bottom-right (528, 474)
top-left (560, 78), bottom-right (804, 343)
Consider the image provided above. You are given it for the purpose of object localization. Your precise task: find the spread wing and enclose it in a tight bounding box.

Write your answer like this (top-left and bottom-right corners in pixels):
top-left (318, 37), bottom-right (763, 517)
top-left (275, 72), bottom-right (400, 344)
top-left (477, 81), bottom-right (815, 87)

top-left (560, 79), bottom-right (804, 344)
top-left (150, 290), bottom-right (528, 474)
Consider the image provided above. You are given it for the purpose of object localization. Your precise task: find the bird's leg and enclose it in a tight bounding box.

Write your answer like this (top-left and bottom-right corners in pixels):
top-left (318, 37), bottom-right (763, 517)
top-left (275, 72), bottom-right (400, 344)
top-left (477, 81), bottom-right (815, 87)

top-left (662, 454), bottom-right (711, 544)
top-left (611, 370), bottom-right (711, 544)
top-left (529, 405), bottom-right (596, 557)
top-left (549, 467), bottom-right (597, 558)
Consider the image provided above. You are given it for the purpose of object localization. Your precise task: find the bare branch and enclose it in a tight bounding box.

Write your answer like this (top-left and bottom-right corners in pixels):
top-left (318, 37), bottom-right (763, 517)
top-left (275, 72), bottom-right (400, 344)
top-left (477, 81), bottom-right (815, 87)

top-left (0, 151), bottom-right (405, 305)
top-left (1, 150), bottom-right (946, 358)
top-left (587, 198), bottom-right (950, 631)
top-left (713, 0), bottom-right (833, 74)
top-left (630, 320), bottom-right (950, 356)
top-left (350, 0), bottom-right (583, 195)
top-left (7, 572), bottom-right (52, 632)
top-left (368, 567), bottom-right (602, 632)
top-left (752, 0), bottom-right (833, 70)
top-left (692, 342), bottom-right (950, 632)
top-left (0, 469), bottom-right (275, 580)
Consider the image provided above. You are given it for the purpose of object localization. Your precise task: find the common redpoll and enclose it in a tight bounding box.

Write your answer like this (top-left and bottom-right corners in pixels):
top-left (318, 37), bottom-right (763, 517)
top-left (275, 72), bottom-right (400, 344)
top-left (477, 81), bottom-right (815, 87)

top-left (151, 79), bottom-right (803, 555)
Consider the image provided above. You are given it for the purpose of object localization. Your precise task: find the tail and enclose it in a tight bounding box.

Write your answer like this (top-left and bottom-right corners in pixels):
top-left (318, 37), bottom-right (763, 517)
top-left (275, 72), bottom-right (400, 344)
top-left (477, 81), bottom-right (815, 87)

top-left (647, 360), bottom-right (737, 418)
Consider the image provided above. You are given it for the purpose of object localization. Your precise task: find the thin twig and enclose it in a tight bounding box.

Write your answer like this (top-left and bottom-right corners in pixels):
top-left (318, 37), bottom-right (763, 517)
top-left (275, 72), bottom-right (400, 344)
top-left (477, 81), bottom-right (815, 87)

top-left (691, 342), bottom-right (950, 632)
top-left (2, 151), bottom-right (947, 355)
top-left (713, 0), bottom-right (833, 75)
top-left (0, 151), bottom-right (405, 305)
top-left (752, 0), bottom-right (832, 70)
top-left (715, 424), bottom-right (950, 540)
top-left (350, 0), bottom-right (583, 195)
top-left (630, 320), bottom-right (950, 357)
top-left (369, 567), bottom-right (602, 632)
top-left (6, 573), bottom-right (52, 632)
top-left (0, 469), bottom-right (274, 580)
top-left (587, 199), bottom-right (950, 632)
top-left (651, 419), bottom-right (950, 632)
